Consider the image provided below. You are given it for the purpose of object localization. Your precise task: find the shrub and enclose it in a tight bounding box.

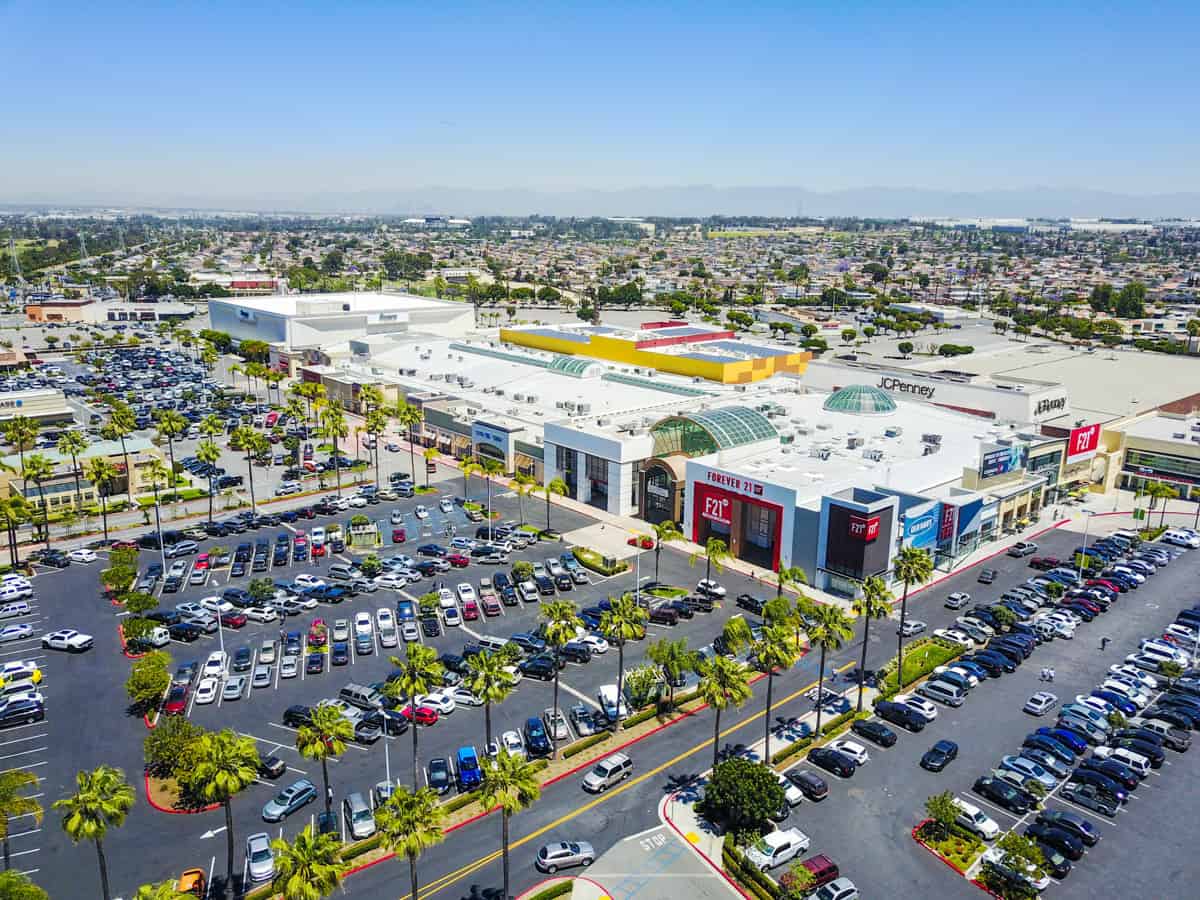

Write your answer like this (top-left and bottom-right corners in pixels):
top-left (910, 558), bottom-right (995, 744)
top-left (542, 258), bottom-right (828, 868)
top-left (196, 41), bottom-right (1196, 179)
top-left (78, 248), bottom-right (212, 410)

top-left (698, 758), bottom-right (785, 844)
top-left (562, 731), bottom-right (611, 759)
top-left (526, 882), bottom-right (573, 900)
top-left (572, 546), bottom-right (630, 576)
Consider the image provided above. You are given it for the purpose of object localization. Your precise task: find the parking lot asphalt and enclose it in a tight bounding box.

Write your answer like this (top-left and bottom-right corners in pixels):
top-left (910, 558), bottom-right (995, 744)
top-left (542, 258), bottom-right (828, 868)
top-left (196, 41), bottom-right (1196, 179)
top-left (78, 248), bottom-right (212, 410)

top-left (23, 493), bottom-right (1200, 900)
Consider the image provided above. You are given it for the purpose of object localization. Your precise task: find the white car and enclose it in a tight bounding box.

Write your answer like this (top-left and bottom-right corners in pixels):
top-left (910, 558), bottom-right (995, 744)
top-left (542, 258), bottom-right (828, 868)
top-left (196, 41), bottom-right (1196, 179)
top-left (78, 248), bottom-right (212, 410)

top-left (827, 739), bottom-right (870, 765)
top-left (1140, 638), bottom-right (1188, 665)
top-left (280, 656), bottom-right (299, 679)
top-left (0, 661), bottom-right (42, 684)
top-left (353, 612), bottom-right (373, 638)
top-left (416, 689), bottom-right (456, 715)
top-left (347, 495), bottom-right (368, 508)
top-left (443, 606), bottom-right (462, 627)
top-left (293, 574), bottom-right (325, 590)
top-left (456, 583), bottom-right (477, 604)
top-left (932, 628), bottom-right (974, 649)
top-left (332, 619), bottom-right (351, 642)
top-left (402, 621), bottom-right (420, 642)
top-left (1100, 680), bottom-right (1151, 708)
top-left (203, 651), bottom-right (229, 678)
top-left (933, 664), bottom-right (979, 688)
top-left (0, 623), bottom-right (33, 644)
top-left (439, 498), bottom-right (453, 513)
top-left (67, 548), bottom-right (97, 563)
top-left (1076, 695), bottom-right (1115, 717)
top-left (451, 687), bottom-right (484, 707)
top-left (40, 628), bottom-right (92, 651)
top-left (199, 596), bottom-right (234, 615)
top-left (374, 573), bottom-right (410, 590)
top-left (898, 620), bottom-right (927, 637)
top-left (578, 634), bottom-right (609, 654)
top-left (194, 677), bottom-right (219, 704)
top-left (895, 693), bottom-right (937, 721)
top-left (414, 505), bottom-right (429, 520)
top-left (0, 574), bottom-right (31, 591)
top-left (696, 579), bottom-right (726, 598)
top-left (1023, 691), bottom-right (1058, 716)
top-left (311, 527), bottom-right (326, 545)
top-left (952, 797), bottom-right (999, 840)
top-left (776, 772), bottom-right (805, 806)
top-left (438, 589), bottom-right (456, 610)
top-left (245, 606), bottom-right (279, 623)
top-left (500, 730), bottom-right (525, 759)
top-left (1108, 664), bottom-right (1158, 691)
top-left (390, 509), bottom-right (406, 525)
top-left (0, 602), bottom-right (30, 620)
top-left (502, 665), bottom-right (523, 686)
top-left (944, 591), bottom-right (970, 609)
top-left (376, 609), bottom-right (396, 632)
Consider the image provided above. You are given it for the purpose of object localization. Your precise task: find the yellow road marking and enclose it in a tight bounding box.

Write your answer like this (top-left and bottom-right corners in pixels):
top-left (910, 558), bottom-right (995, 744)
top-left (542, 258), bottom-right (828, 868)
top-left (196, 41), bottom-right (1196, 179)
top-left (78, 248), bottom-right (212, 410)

top-left (394, 659), bottom-right (857, 900)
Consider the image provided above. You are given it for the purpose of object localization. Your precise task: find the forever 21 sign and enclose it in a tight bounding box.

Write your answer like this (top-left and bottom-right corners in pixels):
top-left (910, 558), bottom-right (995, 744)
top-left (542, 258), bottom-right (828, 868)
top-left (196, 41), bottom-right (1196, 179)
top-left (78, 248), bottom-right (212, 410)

top-left (701, 494), bottom-right (732, 525)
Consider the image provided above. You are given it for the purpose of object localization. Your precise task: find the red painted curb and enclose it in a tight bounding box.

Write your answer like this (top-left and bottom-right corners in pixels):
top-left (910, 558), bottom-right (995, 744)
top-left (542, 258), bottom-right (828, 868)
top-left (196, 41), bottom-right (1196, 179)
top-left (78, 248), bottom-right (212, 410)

top-left (661, 792), bottom-right (751, 899)
top-left (117, 623), bottom-right (149, 660)
top-left (142, 770), bottom-right (219, 815)
top-left (910, 819), bottom-right (966, 875)
top-left (516, 875), bottom-right (608, 900)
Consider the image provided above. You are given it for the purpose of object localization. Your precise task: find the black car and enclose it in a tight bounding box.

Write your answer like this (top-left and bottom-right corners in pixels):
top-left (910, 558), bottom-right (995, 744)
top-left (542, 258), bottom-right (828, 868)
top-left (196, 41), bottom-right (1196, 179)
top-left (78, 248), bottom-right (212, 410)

top-left (876, 700), bottom-right (927, 732)
top-left (0, 699), bottom-right (44, 728)
top-left (1034, 842), bottom-right (1073, 880)
top-left (1110, 737), bottom-right (1165, 768)
top-left (428, 757), bottom-right (452, 794)
top-left (168, 623), bottom-right (204, 642)
top-left (353, 718), bottom-right (382, 745)
top-left (305, 653), bottom-right (325, 674)
top-left (259, 755), bottom-right (287, 779)
top-left (439, 653), bottom-right (468, 675)
top-left (920, 740), bottom-right (958, 772)
top-left (1022, 733), bottom-right (1076, 765)
top-left (783, 768), bottom-right (828, 800)
top-left (808, 747), bottom-right (856, 778)
top-left (667, 600), bottom-right (695, 619)
top-left (233, 648), bottom-right (253, 672)
top-left (1036, 809), bottom-right (1100, 847)
top-left (1068, 770), bottom-right (1127, 803)
top-left (973, 776), bottom-right (1035, 814)
top-left (735, 594), bottom-right (764, 615)
top-left (421, 616), bottom-right (442, 638)
top-left (331, 642), bottom-right (350, 666)
top-left (561, 642), bottom-right (592, 664)
top-left (970, 650), bottom-right (1017, 674)
top-left (523, 717), bottom-right (552, 756)
top-left (1025, 822), bottom-right (1084, 861)
top-left (162, 576), bottom-right (183, 594)
top-left (230, 561), bottom-right (247, 577)
top-left (282, 705), bottom-right (314, 728)
top-left (518, 655), bottom-right (559, 680)
top-left (647, 606), bottom-right (679, 626)
top-left (1078, 756), bottom-right (1139, 790)
top-left (148, 610), bottom-right (182, 626)
top-left (534, 575), bottom-right (556, 596)
top-left (977, 568), bottom-right (997, 584)
top-left (851, 718), bottom-right (897, 747)
top-left (39, 550), bottom-right (71, 568)
top-left (553, 573), bottom-right (573, 591)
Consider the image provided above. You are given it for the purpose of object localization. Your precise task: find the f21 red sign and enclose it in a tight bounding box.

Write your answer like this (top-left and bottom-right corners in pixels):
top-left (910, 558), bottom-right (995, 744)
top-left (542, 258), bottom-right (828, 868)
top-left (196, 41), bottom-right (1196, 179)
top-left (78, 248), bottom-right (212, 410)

top-left (848, 513), bottom-right (880, 542)
top-left (1066, 423), bottom-right (1101, 462)
top-left (701, 493), bottom-right (732, 525)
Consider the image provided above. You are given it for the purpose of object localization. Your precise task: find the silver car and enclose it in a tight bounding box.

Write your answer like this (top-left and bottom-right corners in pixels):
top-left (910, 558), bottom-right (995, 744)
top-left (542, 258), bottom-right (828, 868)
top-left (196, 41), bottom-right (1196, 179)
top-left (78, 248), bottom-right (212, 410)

top-left (223, 675), bottom-right (247, 700)
top-left (535, 840), bottom-right (595, 873)
top-left (246, 831), bottom-right (275, 882)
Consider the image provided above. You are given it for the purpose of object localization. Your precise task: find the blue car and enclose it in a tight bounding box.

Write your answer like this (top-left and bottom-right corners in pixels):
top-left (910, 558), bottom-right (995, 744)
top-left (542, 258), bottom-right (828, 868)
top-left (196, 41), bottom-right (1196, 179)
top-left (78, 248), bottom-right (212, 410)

top-left (456, 746), bottom-right (482, 790)
top-left (1023, 732), bottom-right (1076, 765)
top-left (1091, 689), bottom-right (1137, 716)
top-left (1036, 726), bottom-right (1088, 755)
top-left (418, 544), bottom-right (447, 557)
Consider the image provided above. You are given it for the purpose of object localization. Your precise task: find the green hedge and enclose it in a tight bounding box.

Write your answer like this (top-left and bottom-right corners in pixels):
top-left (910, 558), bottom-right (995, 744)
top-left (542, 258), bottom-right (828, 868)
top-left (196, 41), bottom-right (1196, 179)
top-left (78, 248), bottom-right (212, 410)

top-left (562, 731), bottom-right (612, 759)
top-left (875, 637), bottom-right (964, 697)
top-left (769, 709), bottom-right (868, 765)
top-left (572, 546), bottom-right (630, 577)
top-left (340, 832), bottom-right (386, 861)
top-left (526, 881), bottom-right (574, 900)
top-left (623, 704), bottom-right (660, 728)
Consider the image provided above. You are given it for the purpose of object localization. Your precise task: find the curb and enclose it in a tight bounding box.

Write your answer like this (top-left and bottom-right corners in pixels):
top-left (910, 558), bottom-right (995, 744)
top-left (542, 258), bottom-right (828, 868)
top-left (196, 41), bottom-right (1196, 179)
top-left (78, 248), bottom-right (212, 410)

top-left (911, 819), bottom-right (1002, 899)
top-left (660, 792), bottom-right (750, 899)
top-left (142, 770), bottom-right (219, 815)
top-left (516, 875), bottom-right (609, 900)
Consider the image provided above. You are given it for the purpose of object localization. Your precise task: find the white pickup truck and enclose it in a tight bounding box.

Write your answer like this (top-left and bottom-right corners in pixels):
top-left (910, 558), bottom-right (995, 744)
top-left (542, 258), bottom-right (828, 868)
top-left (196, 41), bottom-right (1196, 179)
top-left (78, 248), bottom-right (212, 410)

top-left (745, 828), bottom-right (811, 871)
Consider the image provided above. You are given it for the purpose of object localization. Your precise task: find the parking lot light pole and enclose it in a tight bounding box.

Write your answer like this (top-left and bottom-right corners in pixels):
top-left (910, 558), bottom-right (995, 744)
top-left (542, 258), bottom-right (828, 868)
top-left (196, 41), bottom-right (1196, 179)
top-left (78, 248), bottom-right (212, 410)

top-left (384, 738), bottom-right (391, 785)
top-left (1077, 510), bottom-right (1093, 579)
top-left (153, 499), bottom-right (166, 574)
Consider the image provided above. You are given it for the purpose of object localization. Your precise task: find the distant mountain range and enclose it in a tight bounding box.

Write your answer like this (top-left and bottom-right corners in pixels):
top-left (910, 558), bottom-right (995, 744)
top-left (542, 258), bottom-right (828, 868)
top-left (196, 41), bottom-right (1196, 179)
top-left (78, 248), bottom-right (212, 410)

top-left (6, 185), bottom-right (1200, 219)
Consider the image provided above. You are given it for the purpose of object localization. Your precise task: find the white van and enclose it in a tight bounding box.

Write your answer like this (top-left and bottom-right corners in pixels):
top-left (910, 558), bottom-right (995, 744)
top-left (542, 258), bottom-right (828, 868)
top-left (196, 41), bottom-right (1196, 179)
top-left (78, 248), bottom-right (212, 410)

top-left (1163, 529), bottom-right (1200, 549)
top-left (598, 684), bottom-right (629, 721)
top-left (1097, 746), bottom-right (1151, 777)
top-left (916, 680), bottom-right (965, 707)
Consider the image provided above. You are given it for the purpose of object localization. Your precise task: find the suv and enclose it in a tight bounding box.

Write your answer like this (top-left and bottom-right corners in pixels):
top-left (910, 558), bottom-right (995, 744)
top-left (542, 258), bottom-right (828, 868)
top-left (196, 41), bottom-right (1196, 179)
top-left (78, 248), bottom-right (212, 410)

top-left (582, 753), bottom-right (632, 792)
top-left (1008, 541), bottom-right (1038, 557)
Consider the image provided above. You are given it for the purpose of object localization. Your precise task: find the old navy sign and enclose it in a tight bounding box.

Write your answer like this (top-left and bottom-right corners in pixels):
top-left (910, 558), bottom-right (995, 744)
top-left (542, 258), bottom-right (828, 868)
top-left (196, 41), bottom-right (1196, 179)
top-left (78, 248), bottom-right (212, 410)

top-left (1066, 423), bottom-right (1101, 462)
top-left (877, 376), bottom-right (935, 399)
top-left (848, 513), bottom-right (881, 542)
top-left (706, 470), bottom-right (764, 497)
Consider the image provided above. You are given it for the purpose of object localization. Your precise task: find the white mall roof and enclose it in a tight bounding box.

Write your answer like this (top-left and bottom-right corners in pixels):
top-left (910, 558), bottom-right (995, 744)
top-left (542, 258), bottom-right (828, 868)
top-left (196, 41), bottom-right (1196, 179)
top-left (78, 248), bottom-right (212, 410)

top-left (221, 291), bottom-right (462, 317)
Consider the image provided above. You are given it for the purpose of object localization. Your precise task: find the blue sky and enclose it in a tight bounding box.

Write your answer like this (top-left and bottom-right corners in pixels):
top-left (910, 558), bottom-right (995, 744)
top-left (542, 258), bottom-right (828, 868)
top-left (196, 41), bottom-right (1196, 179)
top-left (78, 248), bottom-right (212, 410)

top-left (1, 0), bottom-right (1195, 199)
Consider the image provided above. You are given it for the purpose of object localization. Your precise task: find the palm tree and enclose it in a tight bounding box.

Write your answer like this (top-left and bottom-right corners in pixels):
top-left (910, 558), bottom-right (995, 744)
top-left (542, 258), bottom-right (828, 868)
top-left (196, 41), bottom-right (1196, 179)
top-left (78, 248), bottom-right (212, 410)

top-left (131, 880), bottom-right (189, 900)
top-left (460, 456), bottom-right (481, 504)
top-left (809, 605), bottom-right (854, 736)
top-left (853, 577), bottom-right (893, 711)
top-left (196, 439), bottom-right (222, 523)
top-left (775, 564), bottom-right (808, 600)
top-left (394, 402), bottom-right (425, 485)
top-left (55, 430), bottom-right (90, 511)
top-left (2, 416), bottom-right (38, 475)
top-left (198, 413), bottom-right (224, 442)
top-left (540, 599), bottom-right (582, 758)
top-left (101, 402), bottom-right (137, 502)
top-left (229, 363), bottom-right (245, 398)
top-left (651, 520), bottom-right (683, 582)
top-left (154, 410), bottom-right (188, 495)
top-left (53, 764), bottom-right (135, 900)
top-left (480, 751), bottom-right (541, 900)
top-left (364, 408), bottom-right (389, 488)
top-left (20, 454), bottom-right (53, 551)
top-left (0, 496), bottom-right (30, 569)
top-left (599, 596), bottom-right (649, 731)
top-left (422, 447), bottom-right (438, 488)
top-left (647, 637), bottom-right (694, 711)
top-left (697, 655), bottom-right (752, 769)
top-left (290, 382), bottom-right (326, 436)
top-left (689, 536), bottom-right (730, 587)
top-left (184, 729), bottom-right (260, 900)
top-left (384, 645), bottom-right (443, 788)
top-left (270, 824), bottom-right (342, 900)
top-left (230, 425), bottom-right (268, 515)
top-left (542, 476), bottom-right (568, 531)
top-left (512, 473), bottom-right (534, 525)
top-left (893, 546), bottom-right (934, 689)
top-left (466, 651), bottom-right (513, 748)
top-left (296, 705), bottom-right (354, 818)
top-left (479, 457), bottom-right (505, 520)
top-left (375, 786), bottom-right (446, 900)
top-left (755, 623), bottom-right (799, 761)
top-left (0, 769), bottom-right (42, 870)
top-left (82, 457), bottom-right (117, 542)
top-left (317, 400), bottom-right (348, 497)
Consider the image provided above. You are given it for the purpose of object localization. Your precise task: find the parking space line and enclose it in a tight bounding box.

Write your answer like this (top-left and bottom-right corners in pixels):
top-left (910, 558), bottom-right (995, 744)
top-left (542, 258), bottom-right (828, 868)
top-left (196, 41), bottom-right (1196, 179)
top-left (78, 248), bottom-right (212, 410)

top-left (0, 734), bottom-right (49, 748)
top-left (556, 679), bottom-right (601, 710)
top-left (0, 747), bottom-right (48, 763)
top-left (0, 762), bottom-right (46, 774)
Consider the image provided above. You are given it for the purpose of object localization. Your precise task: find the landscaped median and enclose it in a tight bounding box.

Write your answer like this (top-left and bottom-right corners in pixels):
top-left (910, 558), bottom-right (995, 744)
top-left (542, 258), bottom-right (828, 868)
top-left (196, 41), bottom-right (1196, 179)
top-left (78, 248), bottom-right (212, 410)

top-left (911, 818), bottom-right (986, 875)
top-left (874, 635), bottom-right (966, 698)
top-left (572, 545), bottom-right (630, 577)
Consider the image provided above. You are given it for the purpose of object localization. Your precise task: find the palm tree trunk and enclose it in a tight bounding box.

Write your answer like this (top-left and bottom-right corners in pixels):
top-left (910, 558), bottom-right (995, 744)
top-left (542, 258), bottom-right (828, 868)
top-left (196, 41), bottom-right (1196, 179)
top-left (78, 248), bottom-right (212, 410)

top-left (764, 672), bottom-right (774, 762)
top-left (95, 837), bottom-right (111, 900)
top-left (374, 441), bottom-right (380, 489)
top-left (321, 757), bottom-right (332, 816)
top-left (545, 491), bottom-right (551, 531)
top-left (3, 833), bottom-right (10, 870)
top-left (484, 700), bottom-right (493, 747)
top-left (615, 644), bottom-right (625, 732)
top-left (119, 436), bottom-right (133, 502)
top-left (654, 547), bottom-right (661, 582)
top-left (38, 481), bottom-right (49, 551)
top-left (408, 853), bottom-right (420, 900)
top-left (500, 811), bottom-right (511, 900)
top-left (411, 688), bottom-right (420, 789)
top-left (333, 438), bottom-right (342, 497)
top-left (208, 474), bottom-right (215, 522)
top-left (857, 618), bottom-right (871, 712)
top-left (166, 438), bottom-right (176, 500)
top-left (223, 799), bottom-right (235, 900)
top-left (897, 583), bottom-right (910, 691)
top-left (814, 647), bottom-right (827, 737)
top-left (245, 453), bottom-right (257, 514)
top-left (99, 490), bottom-right (109, 542)
top-left (408, 433), bottom-right (417, 487)
top-left (71, 453), bottom-right (83, 510)
top-left (711, 708), bottom-right (722, 770)
top-left (552, 664), bottom-right (561, 759)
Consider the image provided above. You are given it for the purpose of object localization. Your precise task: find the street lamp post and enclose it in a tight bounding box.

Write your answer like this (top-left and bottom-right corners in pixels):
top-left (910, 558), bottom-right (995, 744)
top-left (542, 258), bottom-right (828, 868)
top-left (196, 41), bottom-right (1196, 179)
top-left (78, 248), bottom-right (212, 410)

top-left (1077, 510), bottom-right (1094, 579)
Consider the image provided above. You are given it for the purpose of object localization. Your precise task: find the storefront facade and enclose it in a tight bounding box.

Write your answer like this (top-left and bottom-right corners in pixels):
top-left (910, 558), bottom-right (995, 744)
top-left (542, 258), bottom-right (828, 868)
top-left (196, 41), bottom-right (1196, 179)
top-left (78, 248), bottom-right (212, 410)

top-left (685, 465), bottom-right (798, 572)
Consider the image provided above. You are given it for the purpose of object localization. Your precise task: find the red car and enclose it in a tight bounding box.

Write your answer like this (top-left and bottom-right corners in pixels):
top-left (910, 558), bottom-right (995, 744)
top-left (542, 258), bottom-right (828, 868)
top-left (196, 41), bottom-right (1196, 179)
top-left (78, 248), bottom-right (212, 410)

top-left (111, 540), bottom-right (138, 551)
top-left (163, 684), bottom-right (189, 715)
top-left (220, 611), bottom-right (248, 629)
top-left (461, 599), bottom-right (480, 621)
top-left (308, 619), bottom-right (328, 646)
top-left (1087, 578), bottom-right (1124, 594)
top-left (401, 704), bottom-right (439, 726)
top-left (392, 528), bottom-right (407, 544)
top-left (312, 544), bottom-right (326, 558)
top-left (294, 531), bottom-right (308, 546)
top-left (446, 553), bottom-right (470, 568)
top-left (1028, 556), bottom-right (1060, 571)
top-left (194, 553), bottom-right (210, 571)
top-left (297, 507), bottom-right (316, 519)
top-left (481, 595), bottom-right (502, 617)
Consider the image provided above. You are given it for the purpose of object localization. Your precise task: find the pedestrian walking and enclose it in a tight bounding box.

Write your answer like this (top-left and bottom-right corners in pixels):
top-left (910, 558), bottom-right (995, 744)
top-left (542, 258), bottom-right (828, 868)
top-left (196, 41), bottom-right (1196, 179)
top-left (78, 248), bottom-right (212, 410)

top-left (1047, 667), bottom-right (1055, 682)
top-left (1039, 667), bottom-right (1048, 682)
top-left (1100, 636), bottom-right (1111, 652)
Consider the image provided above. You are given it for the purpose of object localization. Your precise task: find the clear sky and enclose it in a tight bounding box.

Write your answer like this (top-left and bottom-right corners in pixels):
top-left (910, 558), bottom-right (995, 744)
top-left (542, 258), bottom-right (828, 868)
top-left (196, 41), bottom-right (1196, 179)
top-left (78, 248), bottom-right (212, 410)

top-left (1, 0), bottom-right (1196, 201)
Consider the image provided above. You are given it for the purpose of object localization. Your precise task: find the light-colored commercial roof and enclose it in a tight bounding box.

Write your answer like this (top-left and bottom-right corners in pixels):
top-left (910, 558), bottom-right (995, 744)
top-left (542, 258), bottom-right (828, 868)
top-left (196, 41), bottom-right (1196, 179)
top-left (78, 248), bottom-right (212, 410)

top-left (215, 291), bottom-right (463, 317)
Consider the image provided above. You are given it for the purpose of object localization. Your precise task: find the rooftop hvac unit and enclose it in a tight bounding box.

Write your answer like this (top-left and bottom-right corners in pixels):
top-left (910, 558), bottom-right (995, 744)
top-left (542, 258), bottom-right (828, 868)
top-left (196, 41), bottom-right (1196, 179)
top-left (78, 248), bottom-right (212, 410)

top-left (563, 401), bottom-right (576, 412)
top-left (597, 417), bottom-right (612, 427)
top-left (525, 394), bottom-right (538, 403)
top-left (495, 389), bottom-right (506, 397)
top-left (847, 436), bottom-right (863, 449)
top-left (863, 448), bottom-right (884, 461)
top-left (577, 402), bottom-right (592, 414)
top-left (429, 373), bottom-right (443, 381)
top-left (923, 443), bottom-right (940, 456)
top-left (884, 426), bottom-right (903, 438)
top-left (1173, 432), bottom-right (1186, 439)
top-left (535, 435), bottom-right (543, 445)
top-left (810, 446), bottom-right (831, 460)
top-left (816, 422), bottom-right (832, 430)
top-left (921, 433), bottom-right (943, 446)
top-left (513, 393), bottom-right (524, 402)
top-left (734, 385), bottom-right (748, 392)
top-left (466, 407), bottom-right (479, 416)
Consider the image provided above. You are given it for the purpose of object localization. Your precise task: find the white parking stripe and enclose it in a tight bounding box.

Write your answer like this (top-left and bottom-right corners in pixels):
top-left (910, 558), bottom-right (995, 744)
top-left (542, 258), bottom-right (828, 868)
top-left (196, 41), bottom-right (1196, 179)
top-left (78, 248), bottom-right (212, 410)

top-left (0, 747), bottom-right (48, 762)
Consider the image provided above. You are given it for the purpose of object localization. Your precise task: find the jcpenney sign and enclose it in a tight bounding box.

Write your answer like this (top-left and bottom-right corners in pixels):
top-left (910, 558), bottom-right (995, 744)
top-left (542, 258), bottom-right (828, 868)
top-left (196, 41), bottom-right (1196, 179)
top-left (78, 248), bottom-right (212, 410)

top-left (877, 376), bottom-right (936, 399)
